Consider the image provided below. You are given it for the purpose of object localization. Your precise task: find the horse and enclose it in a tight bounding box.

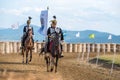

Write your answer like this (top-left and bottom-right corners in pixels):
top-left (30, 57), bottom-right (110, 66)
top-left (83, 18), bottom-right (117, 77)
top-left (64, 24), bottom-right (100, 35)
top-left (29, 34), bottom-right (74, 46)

top-left (21, 28), bottom-right (34, 64)
top-left (44, 32), bottom-right (61, 72)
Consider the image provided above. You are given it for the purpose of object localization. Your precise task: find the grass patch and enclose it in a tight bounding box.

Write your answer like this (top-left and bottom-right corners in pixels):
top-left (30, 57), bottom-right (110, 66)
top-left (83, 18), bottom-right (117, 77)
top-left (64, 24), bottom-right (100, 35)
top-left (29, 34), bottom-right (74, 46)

top-left (99, 54), bottom-right (120, 66)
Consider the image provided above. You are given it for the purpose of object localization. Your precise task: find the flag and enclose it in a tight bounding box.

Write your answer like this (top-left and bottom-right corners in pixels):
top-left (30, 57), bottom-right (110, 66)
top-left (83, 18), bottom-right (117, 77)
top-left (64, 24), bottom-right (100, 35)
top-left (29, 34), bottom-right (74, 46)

top-left (11, 22), bottom-right (19, 30)
top-left (38, 10), bottom-right (48, 36)
top-left (108, 34), bottom-right (112, 40)
top-left (76, 32), bottom-right (80, 37)
top-left (89, 34), bottom-right (95, 39)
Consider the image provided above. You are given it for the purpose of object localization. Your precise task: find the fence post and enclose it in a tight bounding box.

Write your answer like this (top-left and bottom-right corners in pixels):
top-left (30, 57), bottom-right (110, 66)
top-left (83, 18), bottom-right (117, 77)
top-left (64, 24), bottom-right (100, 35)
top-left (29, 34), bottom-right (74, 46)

top-left (74, 44), bottom-right (78, 53)
top-left (6, 42), bottom-right (10, 54)
top-left (13, 42), bottom-right (17, 53)
top-left (34, 42), bottom-right (37, 53)
top-left (9, 42), bottom-right (12, 53)
top-left (83, 43), bottom-right (87, 52)
top-left (91, 43), bottom-right (95, 52)
top-left (63, 43), bottom-right (67, 53)
top-left (77, 44), bottom-right (82, 53)
top-left (102, 44), bottom-right (106, 55)
top-left (107, 43), bottom-right (111, 52)
top-left (81, 44), bottom-right (85, 61)
top-left (113, 44), bottom-right (116, 52)
top-left (86, 43), bottom-right (90, 62)
top-left (0, 42), bottom-right (5, 54)
top-left (69, 43), bottom-right (72, 53)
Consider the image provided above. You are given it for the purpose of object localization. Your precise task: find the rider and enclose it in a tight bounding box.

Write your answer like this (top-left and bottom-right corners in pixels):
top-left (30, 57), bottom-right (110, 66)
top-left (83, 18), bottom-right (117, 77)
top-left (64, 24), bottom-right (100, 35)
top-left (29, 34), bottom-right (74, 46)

top-left (47, 15), bottom-right (64, 55)
top-left (21, 16), bottom-right (34, 49)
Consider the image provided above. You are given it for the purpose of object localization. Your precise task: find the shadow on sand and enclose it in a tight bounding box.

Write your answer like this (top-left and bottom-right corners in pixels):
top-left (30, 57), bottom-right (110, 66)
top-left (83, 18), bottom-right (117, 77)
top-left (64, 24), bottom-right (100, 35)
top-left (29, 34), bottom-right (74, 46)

top-left (89, 58), bottom-right (120, 70)
top-left (0, 61), bottom-right (23, 65)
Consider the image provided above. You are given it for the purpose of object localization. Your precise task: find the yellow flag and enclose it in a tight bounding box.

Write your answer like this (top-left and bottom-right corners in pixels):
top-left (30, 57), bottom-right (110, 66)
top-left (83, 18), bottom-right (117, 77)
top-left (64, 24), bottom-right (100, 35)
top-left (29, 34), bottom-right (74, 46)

top-left (89, 34), bottom-right (95, 39)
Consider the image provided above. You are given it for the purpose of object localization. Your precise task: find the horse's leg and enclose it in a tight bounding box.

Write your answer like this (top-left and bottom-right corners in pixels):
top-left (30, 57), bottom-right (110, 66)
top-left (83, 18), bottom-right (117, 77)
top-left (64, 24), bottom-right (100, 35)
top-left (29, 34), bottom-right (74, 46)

top-left (45, 55), bottom-right (49, 72)
top-left (29, 49), bottom-right (32, 62)
top-left (55, 51), bottom-right (59, 73)
top-left (50, 43), bottom-right (55, 72)
top-left (50, 56), bottom-right (54, 72)
top-left (26, 49), bottom-right (28, 64)
top-left (22, 49), bottom-right (24, 63)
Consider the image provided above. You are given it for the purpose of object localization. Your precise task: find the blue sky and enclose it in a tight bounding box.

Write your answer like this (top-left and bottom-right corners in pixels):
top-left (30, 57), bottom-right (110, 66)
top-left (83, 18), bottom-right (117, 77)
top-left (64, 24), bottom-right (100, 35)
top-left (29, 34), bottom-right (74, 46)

top-left (0, 0), bottom-right (120, 35)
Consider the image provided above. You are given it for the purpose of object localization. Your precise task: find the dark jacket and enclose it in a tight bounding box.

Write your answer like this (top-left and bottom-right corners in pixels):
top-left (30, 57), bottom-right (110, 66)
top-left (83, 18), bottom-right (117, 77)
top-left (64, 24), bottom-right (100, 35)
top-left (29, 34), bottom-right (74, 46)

top-left (23, 25), bottom-right (34, 35)
top-left (47, 27), bottom-right (64, 41)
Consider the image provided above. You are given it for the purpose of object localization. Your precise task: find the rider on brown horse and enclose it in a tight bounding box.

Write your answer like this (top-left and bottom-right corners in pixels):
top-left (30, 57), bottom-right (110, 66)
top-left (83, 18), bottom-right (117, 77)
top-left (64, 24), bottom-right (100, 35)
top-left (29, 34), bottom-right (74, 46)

top-left (21, 16), bottom-right (34, 49)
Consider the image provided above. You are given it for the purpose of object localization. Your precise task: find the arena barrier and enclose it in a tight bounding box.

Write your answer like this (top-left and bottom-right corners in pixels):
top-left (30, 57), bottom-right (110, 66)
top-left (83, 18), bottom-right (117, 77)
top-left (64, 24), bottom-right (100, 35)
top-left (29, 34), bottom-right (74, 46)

top-left (0, 41), bottom-right (120, 54)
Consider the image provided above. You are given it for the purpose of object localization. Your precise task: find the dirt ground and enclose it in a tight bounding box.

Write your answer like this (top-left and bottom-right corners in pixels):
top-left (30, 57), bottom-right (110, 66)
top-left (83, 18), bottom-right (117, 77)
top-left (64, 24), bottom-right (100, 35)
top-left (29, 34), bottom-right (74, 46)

top-left (0, 52), bottom-right (120, 80)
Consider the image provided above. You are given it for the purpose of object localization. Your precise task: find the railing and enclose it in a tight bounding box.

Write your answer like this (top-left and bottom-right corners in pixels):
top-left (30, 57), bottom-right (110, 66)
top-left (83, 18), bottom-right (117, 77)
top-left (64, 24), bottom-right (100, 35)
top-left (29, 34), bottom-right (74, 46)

top-left (0, 42), bottom-right (120, 54)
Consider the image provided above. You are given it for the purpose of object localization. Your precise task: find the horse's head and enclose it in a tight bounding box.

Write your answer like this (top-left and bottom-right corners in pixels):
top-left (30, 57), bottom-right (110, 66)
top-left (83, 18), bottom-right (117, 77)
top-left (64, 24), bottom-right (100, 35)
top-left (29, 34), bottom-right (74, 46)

top-left (25, 28), bottom-right (33, 48)
top-left (28, 28), bottom-right (33, 38)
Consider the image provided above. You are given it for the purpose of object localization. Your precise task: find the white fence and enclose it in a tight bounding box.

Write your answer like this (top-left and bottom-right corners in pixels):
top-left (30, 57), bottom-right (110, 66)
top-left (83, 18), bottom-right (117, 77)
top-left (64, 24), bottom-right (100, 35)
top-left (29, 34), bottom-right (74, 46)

top-left (0, 41), bottom-right (120, 54)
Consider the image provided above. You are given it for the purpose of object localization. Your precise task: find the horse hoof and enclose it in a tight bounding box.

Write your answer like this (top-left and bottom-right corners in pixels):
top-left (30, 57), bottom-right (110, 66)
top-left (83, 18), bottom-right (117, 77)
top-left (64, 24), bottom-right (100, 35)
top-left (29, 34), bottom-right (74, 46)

top-left (29, 60), bottom-right (31, 62)
top-left (55, 70), bottom-right (57, 73)
top-left (50, 68), bottom-right (53, 72)
top-left (26, 62), bottom-right (28, 64)
top-left (26, 61), bottom-right (28, 64)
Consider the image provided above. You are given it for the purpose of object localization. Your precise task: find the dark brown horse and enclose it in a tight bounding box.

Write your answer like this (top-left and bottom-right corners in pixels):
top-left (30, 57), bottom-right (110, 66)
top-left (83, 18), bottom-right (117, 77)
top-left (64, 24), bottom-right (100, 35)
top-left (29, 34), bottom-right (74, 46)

top-left (44, 33), bottom-right (61, 72)
top-left (22, 29), bottom-right (34, 64)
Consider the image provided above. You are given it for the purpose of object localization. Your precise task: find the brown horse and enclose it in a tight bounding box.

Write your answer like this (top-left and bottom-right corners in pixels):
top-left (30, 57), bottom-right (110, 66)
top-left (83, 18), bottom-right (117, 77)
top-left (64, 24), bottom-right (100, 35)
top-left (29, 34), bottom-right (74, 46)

top-left (22, 29), bottom-right (34, 64)
top-left (44, 33), bottom-right (61, 72)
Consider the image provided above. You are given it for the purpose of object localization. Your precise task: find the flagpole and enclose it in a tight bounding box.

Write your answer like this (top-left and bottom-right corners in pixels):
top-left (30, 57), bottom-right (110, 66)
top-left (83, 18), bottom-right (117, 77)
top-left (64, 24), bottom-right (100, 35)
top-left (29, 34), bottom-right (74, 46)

top-left (86, 43), bottom-right (90, 63)
top-left (81, 44), bottom-right (85, 61)
top-left (96, 44), bottom-right (100, 66)
top-left (45, 6), bottom-right (49, 42)
top-left (109, 45), bottom-right (116, 79)
top-left (47, 6), bottom-right (49, 10)
top-left (44, 6), bottom-right (49, 41)
top-left (77, 52), bottom-right (81, 62)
